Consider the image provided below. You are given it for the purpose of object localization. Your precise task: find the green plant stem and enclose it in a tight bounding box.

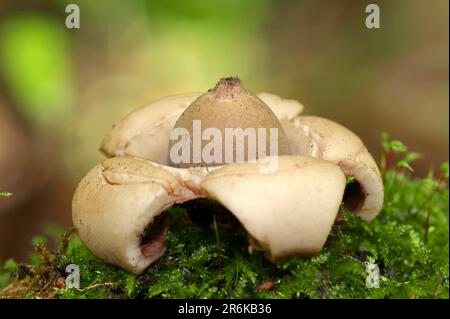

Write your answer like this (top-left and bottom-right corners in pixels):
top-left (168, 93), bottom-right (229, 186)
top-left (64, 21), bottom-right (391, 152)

top-left (212, 214), bottom-right (222, 271)
top-left (385, 168), bottom-right (399, 206)
top-left (424, 175), bottom-right (445, 243)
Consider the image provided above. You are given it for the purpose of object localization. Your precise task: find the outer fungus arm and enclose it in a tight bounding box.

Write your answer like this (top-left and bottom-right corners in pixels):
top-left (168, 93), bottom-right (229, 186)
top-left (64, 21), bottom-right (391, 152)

top-left (72, 157), bottom-right (203, 274)
top-left (100, 94), bottom-right (199, 164)
top-left (201, 155), bottom-right (346, 261)
top-left (282, 116), bottom-right (384, 221)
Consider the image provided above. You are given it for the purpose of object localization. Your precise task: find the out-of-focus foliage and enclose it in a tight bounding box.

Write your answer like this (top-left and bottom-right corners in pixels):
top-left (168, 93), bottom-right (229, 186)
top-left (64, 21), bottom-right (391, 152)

top-left (0, 192), bottom-right (12, 197)
top-left (0, 15), bottom-right (73, 128)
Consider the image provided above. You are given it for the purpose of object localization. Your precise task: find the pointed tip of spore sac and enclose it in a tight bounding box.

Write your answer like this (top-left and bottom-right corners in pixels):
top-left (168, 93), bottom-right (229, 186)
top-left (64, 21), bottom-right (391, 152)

top-left (217, 76), bottom-right (241, 87)
top-left (210, 76), bottom-right (245, 99)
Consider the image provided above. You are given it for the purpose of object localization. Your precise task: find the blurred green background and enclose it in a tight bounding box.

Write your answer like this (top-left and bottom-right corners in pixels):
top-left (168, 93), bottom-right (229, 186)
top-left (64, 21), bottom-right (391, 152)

top-left (0, 0), bottom-right (448, 260)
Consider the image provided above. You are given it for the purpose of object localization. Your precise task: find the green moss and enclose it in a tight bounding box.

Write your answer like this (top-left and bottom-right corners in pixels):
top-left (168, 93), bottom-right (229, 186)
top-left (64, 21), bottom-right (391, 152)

top-left (0, 169), bottom-right (448, 299)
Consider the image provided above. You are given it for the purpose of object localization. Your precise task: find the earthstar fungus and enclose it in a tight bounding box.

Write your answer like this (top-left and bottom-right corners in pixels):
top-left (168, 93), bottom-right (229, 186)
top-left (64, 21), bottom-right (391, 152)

top-left (73, 77), bottom-right (383, 274)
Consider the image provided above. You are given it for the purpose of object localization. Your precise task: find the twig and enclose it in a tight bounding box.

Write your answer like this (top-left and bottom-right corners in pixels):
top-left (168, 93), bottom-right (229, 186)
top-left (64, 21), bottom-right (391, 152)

top-left (74, 282), bottom-right (114, 292)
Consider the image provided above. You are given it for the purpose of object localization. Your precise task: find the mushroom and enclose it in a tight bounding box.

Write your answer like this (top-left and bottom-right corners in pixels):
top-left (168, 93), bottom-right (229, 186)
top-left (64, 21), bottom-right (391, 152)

top-left (169, 77), bottom-right (290, 167)
top-left (280, 116), bottom-right (383, 221)
top-left (100, 87), bottom-right (303, 165)
top-left (73, 155), bottom-right (345, 272)
top-left (201, 155), bottom-right (346, 261)
top-left (100, 83), bottom-right (381, 220)
top-left (72, 77), bottom-right (383, 274)
top-left (72, 156), bottom-right (208, 274)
